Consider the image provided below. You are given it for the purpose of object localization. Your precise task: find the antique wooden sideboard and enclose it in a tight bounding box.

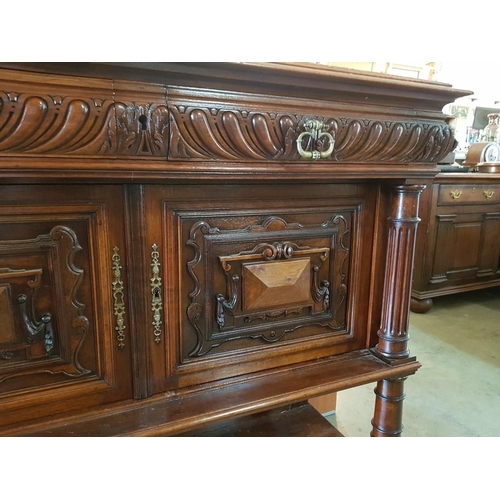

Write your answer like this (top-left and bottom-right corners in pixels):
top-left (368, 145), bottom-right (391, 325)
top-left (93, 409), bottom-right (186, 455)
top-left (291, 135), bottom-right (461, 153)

top-left (411, 172), bottom-right (500, 313)
top-left (0, 63), bottom-right (469, 436)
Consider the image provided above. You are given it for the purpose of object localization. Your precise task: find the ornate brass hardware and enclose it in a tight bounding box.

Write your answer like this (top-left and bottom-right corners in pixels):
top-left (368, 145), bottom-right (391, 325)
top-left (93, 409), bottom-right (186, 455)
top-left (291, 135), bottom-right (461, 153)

top-left (150, 244), bottom-right (163, 344)
top-left (111, 246), bottom-right (126, 349)
top-left (296, 119), bottom-right (335, 160)
top-left (484, 189), bottom-right (495, 199)
top-left (450, 189), bottom-right (462, 200)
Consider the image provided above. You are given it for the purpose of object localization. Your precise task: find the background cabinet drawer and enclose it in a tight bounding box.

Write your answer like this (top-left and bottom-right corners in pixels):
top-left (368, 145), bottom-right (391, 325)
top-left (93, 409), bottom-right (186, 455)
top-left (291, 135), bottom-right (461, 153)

top-left (438, 184), bottom-right (500, 205)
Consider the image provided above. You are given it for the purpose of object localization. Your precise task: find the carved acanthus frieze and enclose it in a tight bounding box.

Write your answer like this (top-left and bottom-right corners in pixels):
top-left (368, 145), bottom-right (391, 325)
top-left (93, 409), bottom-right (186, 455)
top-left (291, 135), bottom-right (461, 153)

top-left (169, 105), bottom-right (455, 163)
top-left (0, 91), bottom-right (169, 157)
top-left (0, 83), bottom-right (453, 162)
top-left (169, 106), bottom-right (297, 160)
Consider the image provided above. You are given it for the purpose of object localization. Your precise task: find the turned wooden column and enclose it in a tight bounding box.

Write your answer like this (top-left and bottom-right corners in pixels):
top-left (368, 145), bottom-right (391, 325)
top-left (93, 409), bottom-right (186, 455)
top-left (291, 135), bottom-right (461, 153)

top-left (372, 185), bottom-right (424, 437)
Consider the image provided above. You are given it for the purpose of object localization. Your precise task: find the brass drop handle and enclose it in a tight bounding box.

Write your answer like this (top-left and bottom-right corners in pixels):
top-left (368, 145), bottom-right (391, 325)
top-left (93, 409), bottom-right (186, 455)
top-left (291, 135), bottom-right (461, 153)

top-left (484, 190), bottom-right (495, 199)
top-left (296, 119), bottom-right (335, 160)
top-left (450, 189), bottom-right (462, 200)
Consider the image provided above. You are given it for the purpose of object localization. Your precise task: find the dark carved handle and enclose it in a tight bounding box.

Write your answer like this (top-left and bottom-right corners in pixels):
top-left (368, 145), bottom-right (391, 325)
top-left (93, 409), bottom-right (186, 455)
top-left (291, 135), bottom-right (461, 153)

top-left (17, 294), bottom-right (54, 353)
top-left (216, 275), bottom-right (239, 329)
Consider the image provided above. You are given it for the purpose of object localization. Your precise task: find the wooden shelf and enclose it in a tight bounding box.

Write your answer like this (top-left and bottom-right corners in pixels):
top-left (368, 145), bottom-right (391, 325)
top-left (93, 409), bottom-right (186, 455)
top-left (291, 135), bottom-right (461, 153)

top-left (1, 350), bottom-right (420, 437)
top-left (176, 402), bottom-right (343, 437)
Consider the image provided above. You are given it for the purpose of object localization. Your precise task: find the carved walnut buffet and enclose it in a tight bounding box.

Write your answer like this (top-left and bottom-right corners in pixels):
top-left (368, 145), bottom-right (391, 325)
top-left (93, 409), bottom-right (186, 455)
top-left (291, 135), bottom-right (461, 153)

top-left (0, 63), bottom-right (469, 436)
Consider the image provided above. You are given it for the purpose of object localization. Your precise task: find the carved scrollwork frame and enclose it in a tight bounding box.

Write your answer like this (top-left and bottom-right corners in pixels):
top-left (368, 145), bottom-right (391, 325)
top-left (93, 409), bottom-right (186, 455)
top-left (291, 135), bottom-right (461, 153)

top-left (0, 225), bottom-right (90, 382)
top-left (184, 213), bottom-right (350, 358)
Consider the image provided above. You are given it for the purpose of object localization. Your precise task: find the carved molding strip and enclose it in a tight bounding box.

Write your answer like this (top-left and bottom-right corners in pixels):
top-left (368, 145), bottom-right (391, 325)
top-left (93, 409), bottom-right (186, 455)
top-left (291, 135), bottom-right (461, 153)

top-left (49, 226), bottom-right (90, 377)
top-left (169, 106), bottom-right (455, 163)
top-left (0, 86), bottom-right (453, 162)
top-left (219, 241), bottom-right (330, 270)
top-left (186, 221), bottom-right (220, 357)
top-left (0, 91), bottom-right (169, 156)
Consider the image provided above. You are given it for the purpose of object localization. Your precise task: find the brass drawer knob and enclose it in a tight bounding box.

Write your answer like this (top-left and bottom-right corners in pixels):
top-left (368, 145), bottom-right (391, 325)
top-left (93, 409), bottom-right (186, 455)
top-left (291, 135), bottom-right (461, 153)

top-left (450, 189), bottom-right (462, 200)
top-left (484, 190), bottom-right (495, 199)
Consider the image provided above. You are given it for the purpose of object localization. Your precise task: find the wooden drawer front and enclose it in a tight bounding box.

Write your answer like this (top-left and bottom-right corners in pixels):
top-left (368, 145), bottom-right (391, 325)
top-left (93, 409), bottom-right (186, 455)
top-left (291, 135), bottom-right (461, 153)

top-left (438, 184), bottom-right (500, 205)
top-left (145, 184), bottom-right (376, 393)
top-left (0, 186), bottom-right (133, 424)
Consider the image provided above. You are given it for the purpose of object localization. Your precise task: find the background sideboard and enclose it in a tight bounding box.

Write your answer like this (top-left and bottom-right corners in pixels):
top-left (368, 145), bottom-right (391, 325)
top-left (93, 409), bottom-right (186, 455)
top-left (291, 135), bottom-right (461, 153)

top-left (412, 173), bottom-right (500, 313)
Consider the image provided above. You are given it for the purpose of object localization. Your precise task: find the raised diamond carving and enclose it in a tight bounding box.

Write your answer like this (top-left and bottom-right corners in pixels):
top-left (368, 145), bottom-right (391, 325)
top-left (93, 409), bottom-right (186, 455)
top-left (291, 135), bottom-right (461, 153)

top-left (243, 258), bottom-right (312, 311)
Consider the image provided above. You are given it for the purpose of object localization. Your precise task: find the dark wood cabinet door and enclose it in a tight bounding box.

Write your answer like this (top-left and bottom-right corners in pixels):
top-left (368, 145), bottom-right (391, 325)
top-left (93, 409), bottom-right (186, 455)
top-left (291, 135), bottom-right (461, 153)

top-left (0, 185), bottom-right (133, 426)
top-left (142, 183), bottom-right (378, 395)
top-left (429, 210), bottom-right (500, 286)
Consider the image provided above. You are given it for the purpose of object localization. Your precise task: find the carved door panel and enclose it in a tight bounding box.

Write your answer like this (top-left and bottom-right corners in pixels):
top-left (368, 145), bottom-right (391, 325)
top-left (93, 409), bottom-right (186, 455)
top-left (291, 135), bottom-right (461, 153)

top-left (430, 211), bottom-right (500, 286)
top-left (0, 185), bottom-right (133, 426)
top-left (143, 183), bottom-right (377, 395)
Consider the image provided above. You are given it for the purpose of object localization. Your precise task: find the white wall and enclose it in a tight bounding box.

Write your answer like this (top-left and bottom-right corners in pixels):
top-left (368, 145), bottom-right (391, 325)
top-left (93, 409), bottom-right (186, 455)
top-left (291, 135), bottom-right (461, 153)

top-left (437, 63), bottom-right (499, 101)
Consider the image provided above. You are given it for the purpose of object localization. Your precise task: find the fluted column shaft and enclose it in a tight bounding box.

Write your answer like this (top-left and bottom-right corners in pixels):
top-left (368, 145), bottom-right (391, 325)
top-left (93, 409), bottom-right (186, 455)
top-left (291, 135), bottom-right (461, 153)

top-left (374, 185), bottom-right (424, 360)
top-left (372, 185), bottom-right (424, 437)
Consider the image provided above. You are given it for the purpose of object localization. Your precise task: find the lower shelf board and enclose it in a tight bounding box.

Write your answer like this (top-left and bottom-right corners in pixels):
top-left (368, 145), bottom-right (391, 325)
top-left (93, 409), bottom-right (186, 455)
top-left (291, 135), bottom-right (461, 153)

top-left (175, 402), bottom-right (343, 437)
top-left (1, 349), bottom-right (420, 437)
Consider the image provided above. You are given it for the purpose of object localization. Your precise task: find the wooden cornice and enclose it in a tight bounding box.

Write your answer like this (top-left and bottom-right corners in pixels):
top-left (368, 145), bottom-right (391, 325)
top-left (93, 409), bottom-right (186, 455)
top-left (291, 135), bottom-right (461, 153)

top-left (0, 63), bottom-right (472, 176)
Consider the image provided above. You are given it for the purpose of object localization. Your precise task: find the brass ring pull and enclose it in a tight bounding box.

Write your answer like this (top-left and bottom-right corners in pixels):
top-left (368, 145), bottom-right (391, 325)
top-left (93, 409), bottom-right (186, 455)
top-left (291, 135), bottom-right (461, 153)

top-left (484, 190), bottom-right (495, 199)
top-left (450, 190), bottom-right (462, 200)
top-left (296, 119), bottom-right (335, 160)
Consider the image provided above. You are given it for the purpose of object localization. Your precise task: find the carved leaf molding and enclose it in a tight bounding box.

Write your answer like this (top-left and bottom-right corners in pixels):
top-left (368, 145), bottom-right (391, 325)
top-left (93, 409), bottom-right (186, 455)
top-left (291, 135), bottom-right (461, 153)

top-left (0, 88), bottom-right (453, 162)
top-left (0, 92), bottom-right (169, 156)
top-left (169, 106), bottom-right (455, 163)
